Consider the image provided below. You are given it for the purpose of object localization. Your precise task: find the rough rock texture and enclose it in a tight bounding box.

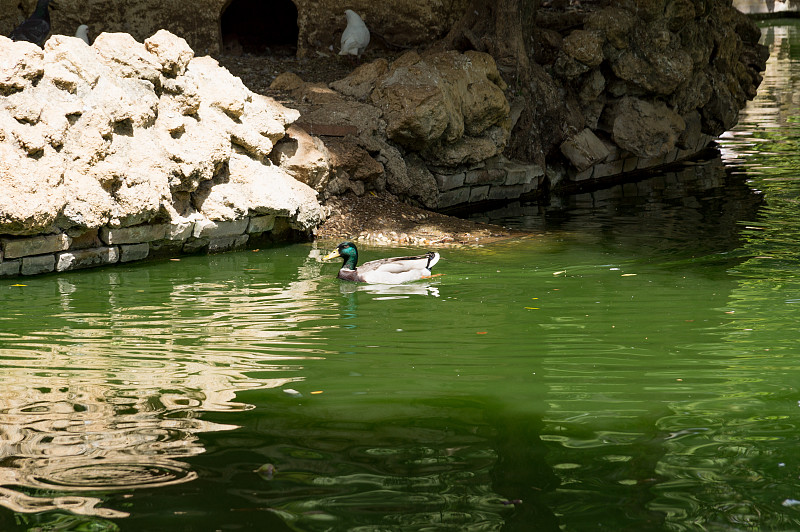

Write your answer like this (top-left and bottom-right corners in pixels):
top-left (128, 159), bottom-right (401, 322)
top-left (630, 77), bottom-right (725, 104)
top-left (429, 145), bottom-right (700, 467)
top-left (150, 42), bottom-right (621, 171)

top-left (0, 0), bottom-right (469, 59)
top-left (549, 0), bottom-right (769, 166)
top-left (0, 30), bottom-right (322, 237)
top-left (271, 49), bottom-right (511, 209)
top-left (0, 1), bottom-right (770, 250)
top-left (1, 0), bottom-right (226, 54)
top-left (295, 0), bottom-right (470, 57)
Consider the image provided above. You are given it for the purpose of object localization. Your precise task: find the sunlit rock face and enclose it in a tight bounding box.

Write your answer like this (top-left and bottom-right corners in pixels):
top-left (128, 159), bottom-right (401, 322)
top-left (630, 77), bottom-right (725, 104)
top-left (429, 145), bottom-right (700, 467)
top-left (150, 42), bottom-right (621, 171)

top-left (0, 30), bottom-right (323, 237)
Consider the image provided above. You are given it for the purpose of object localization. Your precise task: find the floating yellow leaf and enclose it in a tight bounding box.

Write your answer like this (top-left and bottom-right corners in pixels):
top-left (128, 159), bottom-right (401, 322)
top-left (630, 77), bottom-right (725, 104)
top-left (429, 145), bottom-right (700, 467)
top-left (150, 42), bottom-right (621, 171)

top-left (525, 307), bottom-right (539, 310)
top-left (10, 284), bottom-right (26, 287)
top-left (621, 273), bottom-right (637, 277)
top-left (553, 270), bottom-right (566, 276)
top-left (310, 391), bottom-right (323, 395)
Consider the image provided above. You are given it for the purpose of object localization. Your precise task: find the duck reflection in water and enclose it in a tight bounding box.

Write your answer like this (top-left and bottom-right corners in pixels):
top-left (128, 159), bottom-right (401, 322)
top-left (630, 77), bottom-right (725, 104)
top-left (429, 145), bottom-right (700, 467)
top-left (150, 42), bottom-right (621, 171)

top-left (338, 280), bottom-right (440, 298)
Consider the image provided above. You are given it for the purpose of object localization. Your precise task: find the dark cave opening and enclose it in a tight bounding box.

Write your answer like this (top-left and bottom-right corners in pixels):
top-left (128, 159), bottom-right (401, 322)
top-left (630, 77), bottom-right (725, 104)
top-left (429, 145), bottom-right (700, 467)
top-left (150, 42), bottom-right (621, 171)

top-left (220, 0), bottom-right (299, 56)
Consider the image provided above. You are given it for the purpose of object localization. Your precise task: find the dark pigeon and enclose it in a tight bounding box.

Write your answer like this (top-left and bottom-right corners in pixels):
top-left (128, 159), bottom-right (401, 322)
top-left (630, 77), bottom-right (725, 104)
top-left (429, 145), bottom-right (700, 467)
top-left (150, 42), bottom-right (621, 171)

top-left (10, 0), bottom-right (55, 47)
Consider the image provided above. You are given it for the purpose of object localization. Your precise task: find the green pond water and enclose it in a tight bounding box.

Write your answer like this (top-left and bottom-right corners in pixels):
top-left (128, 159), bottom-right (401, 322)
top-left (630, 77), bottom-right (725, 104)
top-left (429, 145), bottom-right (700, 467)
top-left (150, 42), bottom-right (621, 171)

top-left (2, 21), bottom-right (800, 532)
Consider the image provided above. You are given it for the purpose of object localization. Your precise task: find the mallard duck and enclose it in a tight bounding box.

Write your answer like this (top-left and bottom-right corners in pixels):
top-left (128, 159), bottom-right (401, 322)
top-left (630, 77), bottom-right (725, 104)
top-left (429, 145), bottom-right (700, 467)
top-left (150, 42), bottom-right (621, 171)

top-left (323, 241), bottom-right (440, 284)
top-left (10, 0), bottom-right (55, 47)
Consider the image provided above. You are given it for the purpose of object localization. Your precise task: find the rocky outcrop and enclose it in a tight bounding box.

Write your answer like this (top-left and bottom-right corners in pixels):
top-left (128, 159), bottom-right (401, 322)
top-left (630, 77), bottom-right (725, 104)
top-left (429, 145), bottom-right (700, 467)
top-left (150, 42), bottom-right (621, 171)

top-left (547, 1), bottom-right (769, 177)
top-left (270, 49), bottom-right (516, 210)
top-left (0, 30), bottom-right (324, 275)
top-left (0, 1), bottom-right (771, 277)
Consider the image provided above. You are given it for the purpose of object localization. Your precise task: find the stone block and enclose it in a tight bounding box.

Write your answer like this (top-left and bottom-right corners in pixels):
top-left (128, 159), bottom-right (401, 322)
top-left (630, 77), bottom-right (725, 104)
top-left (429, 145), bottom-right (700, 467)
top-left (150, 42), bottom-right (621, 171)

top-left (574, 166), bottom-right (594, 181)
top-left (637, 154), bottom-right (665, 169)
top-left (469, 185), bottom-right (490, 202)
top-left (100, 224), bottom-right (167, 245)
top-left (522, 178), bottom-right (539, 194)
top-left (21, 254), bottom-right (55, 275)
top-left (0, 259), bottom-right (21, 276)
top-left (208, 234), bottom-right (249, 253)
top-left (560, 128), bottom-right (610, 171)
top-left (437, 187), bottom-right (470, 208)
top-left (120, 243), bottom-right (150, 262)
top-left (56, 247), bottom-right (119, 272)
top-left (2, 234), bottom-right (71, 259)
top-left (183, 238), bottom-right (210, 254)
top-left (434, 172), bottom-right (466, 191)
top-left (505, 168), bottom-right (530, 186)
top-left (247, 215), bottom-right (276, 234)
top-left (622, 157), bottom-right (638, 173)
top-left (68, 229), bottom-right (102, 250)
top-left (193, 218), bottom-right (249, 239)
top-left (592, 159), bottom-right (624, 179)
top-left (148, 240), bottom-right (184, 258)
top-left (167, 220), bottom-right (194, 241)
top-left (465, 168), bottom-right (506, 185)
top-left (488, 184), bottom-right (525, 200)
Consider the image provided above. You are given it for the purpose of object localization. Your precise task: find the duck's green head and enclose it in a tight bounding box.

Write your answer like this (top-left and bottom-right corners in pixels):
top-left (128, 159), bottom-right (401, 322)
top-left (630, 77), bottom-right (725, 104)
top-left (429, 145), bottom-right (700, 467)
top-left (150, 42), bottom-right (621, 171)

top-left (323, 241), bottom-right (358, 269)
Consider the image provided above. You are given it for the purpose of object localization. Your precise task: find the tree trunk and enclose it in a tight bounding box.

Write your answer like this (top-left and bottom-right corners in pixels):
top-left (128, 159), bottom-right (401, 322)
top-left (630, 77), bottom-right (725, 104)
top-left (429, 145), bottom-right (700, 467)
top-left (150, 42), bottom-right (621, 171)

top-left (438, 0), bottom-right (572, 168)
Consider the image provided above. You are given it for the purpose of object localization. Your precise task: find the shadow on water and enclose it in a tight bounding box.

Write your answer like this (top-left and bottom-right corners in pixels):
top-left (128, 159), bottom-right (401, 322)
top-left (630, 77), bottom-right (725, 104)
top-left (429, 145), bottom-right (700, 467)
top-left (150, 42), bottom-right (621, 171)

top-left (182, 393), bottom-right (562, 531)
top-left (469, 152), bottom-right (764, 262)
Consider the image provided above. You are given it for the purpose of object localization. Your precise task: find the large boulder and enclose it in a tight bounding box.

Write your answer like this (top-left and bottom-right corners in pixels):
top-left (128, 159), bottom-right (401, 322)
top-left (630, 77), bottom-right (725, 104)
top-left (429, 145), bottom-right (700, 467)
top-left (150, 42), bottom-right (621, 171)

top-left (0, 31), bottom-right (324, 236)
top-left (367, 50), bottom-right (510, 164)
top-left (608, 97), bottom-right (686, 159)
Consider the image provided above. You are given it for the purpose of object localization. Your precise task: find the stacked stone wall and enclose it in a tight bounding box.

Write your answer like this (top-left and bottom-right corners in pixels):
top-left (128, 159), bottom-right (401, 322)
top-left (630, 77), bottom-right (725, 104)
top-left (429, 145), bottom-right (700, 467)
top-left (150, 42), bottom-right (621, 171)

top-left (0, 215), bottom-right (298, 277)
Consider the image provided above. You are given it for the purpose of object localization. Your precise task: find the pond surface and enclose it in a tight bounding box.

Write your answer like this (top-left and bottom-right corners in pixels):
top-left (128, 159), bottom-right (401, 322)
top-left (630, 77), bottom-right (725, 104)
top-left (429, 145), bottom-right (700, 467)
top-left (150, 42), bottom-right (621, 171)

top-left (2, 21), bottom-right (800, 532)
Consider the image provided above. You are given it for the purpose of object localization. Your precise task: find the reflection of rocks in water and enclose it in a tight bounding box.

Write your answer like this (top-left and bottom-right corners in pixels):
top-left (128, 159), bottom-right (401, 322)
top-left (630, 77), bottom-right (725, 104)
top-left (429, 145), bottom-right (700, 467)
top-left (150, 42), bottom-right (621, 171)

top-left (719, 24), bottom-right (800, 164)
top-left (469, 152), bottom-right (763, 257)
top-left (0, 383), bottom-right (219, 518)
top-left (0, 247), bottom-right (331, 519)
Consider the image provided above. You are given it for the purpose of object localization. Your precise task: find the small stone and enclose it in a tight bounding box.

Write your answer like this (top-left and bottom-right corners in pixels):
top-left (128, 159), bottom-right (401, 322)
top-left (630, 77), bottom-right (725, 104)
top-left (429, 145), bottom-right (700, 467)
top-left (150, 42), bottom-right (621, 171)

top-left (120, 243), bottom-right (150, 262)
top-left (2, 234), bottom-right (71, 259)
top-left (21, 254), bottom-right (55, 275)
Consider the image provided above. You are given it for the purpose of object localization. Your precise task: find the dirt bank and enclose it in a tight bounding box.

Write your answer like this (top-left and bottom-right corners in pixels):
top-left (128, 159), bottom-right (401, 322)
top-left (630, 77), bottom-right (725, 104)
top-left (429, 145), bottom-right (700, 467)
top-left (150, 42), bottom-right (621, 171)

top-left (313, 193), bottom-right (530, 246)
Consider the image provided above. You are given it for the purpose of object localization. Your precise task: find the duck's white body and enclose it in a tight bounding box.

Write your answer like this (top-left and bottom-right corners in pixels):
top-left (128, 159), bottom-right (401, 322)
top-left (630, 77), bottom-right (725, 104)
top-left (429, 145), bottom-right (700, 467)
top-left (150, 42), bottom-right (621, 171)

top-left (341, 253), bottom-right (440, 284)
top-left (324, 242), bottom-right (440, 284)
top-left (339, 9), bottom-right (370, 58)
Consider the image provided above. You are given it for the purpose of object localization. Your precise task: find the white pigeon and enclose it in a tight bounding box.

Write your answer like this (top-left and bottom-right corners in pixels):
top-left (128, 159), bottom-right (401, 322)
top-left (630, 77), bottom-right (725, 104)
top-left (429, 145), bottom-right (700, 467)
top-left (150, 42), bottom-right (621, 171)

top-left (339, 9), bottom-right (369, 59)
top-left (75, 24), bottom-right (89, 44)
